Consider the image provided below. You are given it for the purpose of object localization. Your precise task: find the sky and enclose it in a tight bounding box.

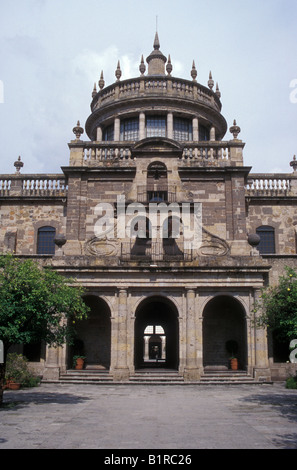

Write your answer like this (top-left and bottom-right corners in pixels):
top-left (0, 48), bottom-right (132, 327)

top-left (0, 0), bottom-right (297, 175)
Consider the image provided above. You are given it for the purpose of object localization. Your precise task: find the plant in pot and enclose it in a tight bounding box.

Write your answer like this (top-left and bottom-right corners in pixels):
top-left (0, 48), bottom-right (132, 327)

top-left (73, 355), bottom-right (86, 370)
top-left (225, 340), bottom-right (239, 370)
top-left (5, 353), bottom-right (30, 389)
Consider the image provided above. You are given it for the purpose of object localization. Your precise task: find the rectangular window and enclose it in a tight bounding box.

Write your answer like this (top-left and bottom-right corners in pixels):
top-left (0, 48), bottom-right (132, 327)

top-left (173, 117), bottom-right (193, 141)
top-left (256, 226), bottom-right (275, 254)
top-left (103, 124), bottom-right (114, 141)
top-left (146, 116), bottom-right (166, 138)
top-left (120, 118), bottom-right (139, 141)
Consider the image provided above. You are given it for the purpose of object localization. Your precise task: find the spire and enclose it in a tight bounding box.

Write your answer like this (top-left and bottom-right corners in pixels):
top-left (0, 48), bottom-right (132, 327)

top-left (139, 55), bottom-right (146, 76)
top-left (191, 61), bottom-right (197, 81)
top-left (153, 31), bottom-right (160, 50)
top-left (146, 32), bottom-right (167, 75)
top-left (208, 71), bottom-right (214, 90)
top-left (166, 54), bottom-right (172, 76)
top-left (98, 71), bottom-right (105, 90)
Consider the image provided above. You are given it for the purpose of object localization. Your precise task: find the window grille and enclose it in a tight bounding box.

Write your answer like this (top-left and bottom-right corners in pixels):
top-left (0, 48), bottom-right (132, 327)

top-left (256, 226), bottom-right (275, 254)
top-left (37, 226), bottom-right (56, 255)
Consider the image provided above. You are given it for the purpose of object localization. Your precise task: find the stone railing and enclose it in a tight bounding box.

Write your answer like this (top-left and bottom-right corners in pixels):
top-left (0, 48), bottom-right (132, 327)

top-left (246, 174), bottom-right (294, 197)
top-left (0, 175), bottom-right (67, 197)
top-left (69, 140), bottom-right (242, 167)
top-left (92, 76), bottom-right (221, 113)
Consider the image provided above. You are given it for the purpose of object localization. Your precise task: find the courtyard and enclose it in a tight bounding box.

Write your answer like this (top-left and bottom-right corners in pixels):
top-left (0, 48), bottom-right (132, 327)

top-left (0, 382), bottom-right (296, 450)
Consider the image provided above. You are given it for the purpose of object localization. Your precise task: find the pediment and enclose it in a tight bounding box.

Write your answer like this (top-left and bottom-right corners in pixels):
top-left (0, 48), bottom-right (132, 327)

top-left (132, 137), bottom-right (183, 156)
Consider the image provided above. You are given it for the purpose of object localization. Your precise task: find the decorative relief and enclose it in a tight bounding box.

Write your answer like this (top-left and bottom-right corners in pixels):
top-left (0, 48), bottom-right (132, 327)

top-left (85, 236), bottom-right (119, 257)
top-left (197, 228), bottom-right (230, 257)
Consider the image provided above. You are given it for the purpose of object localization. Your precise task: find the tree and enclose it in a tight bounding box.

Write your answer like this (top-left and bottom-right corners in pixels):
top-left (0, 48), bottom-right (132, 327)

top-left (0, 253), bottom-right (89, 404)
top-left (256, 266), bottom-right (297, 345)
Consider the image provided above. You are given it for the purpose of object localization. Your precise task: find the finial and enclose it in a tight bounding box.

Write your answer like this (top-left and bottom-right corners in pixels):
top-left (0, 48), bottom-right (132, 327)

top-left (153, 31), bottom-right (160, 50)
top-left (98, 70), bottom-right (105, 90)
top-left (229, 119), bottom-right (241, 139)
top-left (92, 83), bottom-right (97, 98)
top-left (139, 55), bottom-right (146, 76)
top-left (208, 71), bottom-right (214, 90)
top-left (191, 60), bottom-right (197, 81)
top-left (14, 156), bottom-right (24, 174)
top-left (73, 120), bottom-right (84, 140)
top-left (115, 60), bottom-right (122, 81)
top-left (290, 155), bottom-right (297, 172)
top-left (166, 55), bottom-right (172, 76)
top-left (215, 82), bottom-right (221, 99)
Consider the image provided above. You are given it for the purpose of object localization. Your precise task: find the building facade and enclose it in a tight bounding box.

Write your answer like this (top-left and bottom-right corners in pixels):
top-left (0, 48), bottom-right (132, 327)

top-left (1, 34), bottom-right (297, 382)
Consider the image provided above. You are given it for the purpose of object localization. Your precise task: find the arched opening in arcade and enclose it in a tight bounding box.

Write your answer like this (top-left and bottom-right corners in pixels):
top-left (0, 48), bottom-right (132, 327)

top-left (69, 295), bottom-right (111, 370)
top-left (134, 296), bottom-right (179, 370)
top-left (202, 295), bottom-right (247, 371)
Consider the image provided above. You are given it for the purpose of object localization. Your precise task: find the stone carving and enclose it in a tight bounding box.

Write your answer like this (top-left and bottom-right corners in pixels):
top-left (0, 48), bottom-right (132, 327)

top-left (85, 236), bottom-right (119, 257)
top-left (197, 228), bottom-right (230, 257)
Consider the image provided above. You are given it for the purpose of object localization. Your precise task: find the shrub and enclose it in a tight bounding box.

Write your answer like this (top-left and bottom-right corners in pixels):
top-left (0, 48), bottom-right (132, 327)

top-left (286, 375), bottom-right (297, 389)
top-left (5, 353), bottom-right (40, 388)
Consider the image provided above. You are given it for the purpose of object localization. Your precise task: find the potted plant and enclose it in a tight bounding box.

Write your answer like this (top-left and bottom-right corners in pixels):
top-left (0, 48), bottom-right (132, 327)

top-left (225, 340), bottom-right (239, 370)
top-left (5, 353), bottom-right (29, 389)
top-left (73, 355), bottom-right (86, 370)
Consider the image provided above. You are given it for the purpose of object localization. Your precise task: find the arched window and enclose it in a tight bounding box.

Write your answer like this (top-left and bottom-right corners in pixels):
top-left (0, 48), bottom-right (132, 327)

top-left (37, 226), bottom-right (56, 255)
top-left (256, 226), bottom-right (275, 254)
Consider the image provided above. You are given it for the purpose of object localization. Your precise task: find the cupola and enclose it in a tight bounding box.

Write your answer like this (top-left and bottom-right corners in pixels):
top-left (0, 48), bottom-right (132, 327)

top-left (146, 32), bottom-right (167, 75)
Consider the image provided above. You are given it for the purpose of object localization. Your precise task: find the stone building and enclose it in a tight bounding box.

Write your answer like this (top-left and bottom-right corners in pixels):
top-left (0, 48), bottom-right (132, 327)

top-left (1, 33), bottom-right (297, 383)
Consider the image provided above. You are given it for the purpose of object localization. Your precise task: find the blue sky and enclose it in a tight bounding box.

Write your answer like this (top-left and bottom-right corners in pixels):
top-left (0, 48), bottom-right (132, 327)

top-left (0, 0), bottom-right (297, 174)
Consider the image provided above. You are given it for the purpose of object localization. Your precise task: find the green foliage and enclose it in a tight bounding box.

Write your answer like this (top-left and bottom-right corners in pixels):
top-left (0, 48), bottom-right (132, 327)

top-left (0, 253), bottom-right (90, 350)
top-left (5, 353), bottom-right (40, 387)
top-left (256, 266), bottom-right (297, 343)
top-left (286, 375), bottom-right (297, 389)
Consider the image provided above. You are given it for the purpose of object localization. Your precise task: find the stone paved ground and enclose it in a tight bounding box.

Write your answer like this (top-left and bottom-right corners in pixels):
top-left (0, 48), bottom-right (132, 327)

top-left (0, 382), bottom-right (296, 450)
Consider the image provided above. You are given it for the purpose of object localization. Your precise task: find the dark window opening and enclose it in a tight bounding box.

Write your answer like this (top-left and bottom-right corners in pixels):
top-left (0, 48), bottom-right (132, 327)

top-left (199, 124), bottom-right (210, 141)
top-left (103, 124), bottom-right (114, 141)
top-left (37, 226), bottom-right (56, 255)
top-left (146, 116), bottom-right (166, 138)
top-left (256, 226), bottom-right (275, 254)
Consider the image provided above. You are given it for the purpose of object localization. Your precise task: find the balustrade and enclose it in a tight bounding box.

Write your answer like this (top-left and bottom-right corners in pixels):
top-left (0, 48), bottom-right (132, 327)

top-left (246, 176), bottom-right (291, 196)
top-left (0, 175), bottom-right (67, 197)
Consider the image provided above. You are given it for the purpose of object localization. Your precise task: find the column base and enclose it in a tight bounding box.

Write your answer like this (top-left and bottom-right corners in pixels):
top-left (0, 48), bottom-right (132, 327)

top-left (183, 367), bottom-right (202, 381)
top-left (253, 367), bottom-right (272, 382)
top-left (113, 368), bottom-right (130, 382)
top-left (42, 366), bottom-right (60, 381)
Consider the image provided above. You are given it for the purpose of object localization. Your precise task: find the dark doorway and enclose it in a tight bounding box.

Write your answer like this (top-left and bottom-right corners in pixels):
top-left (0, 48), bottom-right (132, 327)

top-left (203, 295), bottom-right (247, 370)
top-left (134, 297), bottom-right (179, 369)
top-left (72, 296), bottom-right (111, 370)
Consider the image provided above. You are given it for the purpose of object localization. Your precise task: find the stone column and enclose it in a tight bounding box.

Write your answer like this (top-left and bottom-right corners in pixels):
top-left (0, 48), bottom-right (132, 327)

top-left (42, 345), bottom-right (61, 381)
top-left (114, 117), bottom-right (120, 141)
top-left (253, 289), bottom-right (271, 381)
top-left (184, 289), bottom-right (201, 380)
top-left (192, 117), bottom-right (199, 142)
top-left (113, 288), bottom-right (130, 381)
top-left (139, 112), bottom-right (146, 140)
top-left (210, 126), bottom-right (216, 141)
top-left (167, 112), bottom-right (173, 140)
top-left (144, 336), bottom-right (149, 361)
top-left (96, 126), bottom-right (102, 142)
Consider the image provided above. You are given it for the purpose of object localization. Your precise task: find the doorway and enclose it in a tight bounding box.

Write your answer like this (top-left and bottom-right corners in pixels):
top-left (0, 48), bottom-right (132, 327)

top-left (134, 296), bottom-right (179, 370)
top-left (202, 295), bottom-right (247, 370)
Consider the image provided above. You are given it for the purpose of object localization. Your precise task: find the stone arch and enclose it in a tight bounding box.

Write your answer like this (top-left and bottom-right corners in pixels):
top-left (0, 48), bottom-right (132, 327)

top-left (134, 295), bottom-right (180, 370)
top-left (202, 294), bottom-right (247, 370)
top-left (71, 295), bottom-right (111, 370)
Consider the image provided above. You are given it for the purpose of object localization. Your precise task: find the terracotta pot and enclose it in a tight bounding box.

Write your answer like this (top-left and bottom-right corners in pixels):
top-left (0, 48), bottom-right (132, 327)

top-left (230, 358), bottom-right (238, 370)
top-left (75, 358), bottom-right (85, 370)
top-left (9, 382), bottom-right (21, 390)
